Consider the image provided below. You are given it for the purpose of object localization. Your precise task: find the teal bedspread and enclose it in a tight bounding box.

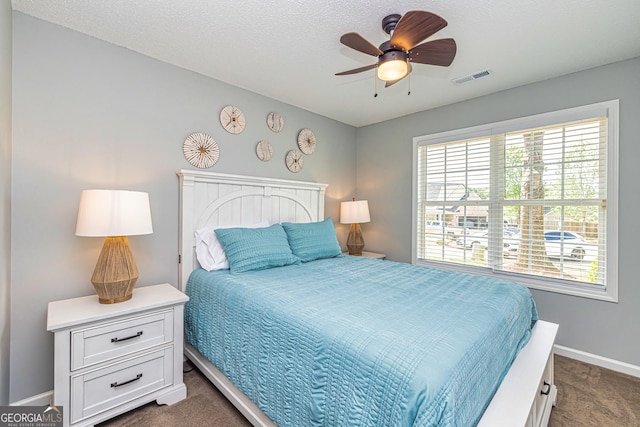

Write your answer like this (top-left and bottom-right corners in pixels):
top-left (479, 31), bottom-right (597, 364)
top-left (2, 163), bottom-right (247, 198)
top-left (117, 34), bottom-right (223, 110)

top-left (185, 256), bottom-right (538, 427)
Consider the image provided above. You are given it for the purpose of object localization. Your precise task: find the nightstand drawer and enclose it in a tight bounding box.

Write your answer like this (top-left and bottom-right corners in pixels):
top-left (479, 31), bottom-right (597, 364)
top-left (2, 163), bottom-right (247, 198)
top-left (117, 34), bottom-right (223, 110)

top-left (70, 347), bottom-right (173, 424)
top-left (71, 310), bottom-right (173, 370)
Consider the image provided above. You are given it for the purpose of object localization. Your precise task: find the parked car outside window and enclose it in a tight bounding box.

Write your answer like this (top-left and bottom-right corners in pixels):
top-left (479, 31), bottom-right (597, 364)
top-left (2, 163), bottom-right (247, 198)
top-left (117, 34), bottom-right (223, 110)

top-left (426, 220), bottom-right (453, 234)
top-left (456, 230), bottom-right (520, 257)
top-left (543, 231), bottom-right (595, 261)
top-left (456, 229), bottom-right (596, 261)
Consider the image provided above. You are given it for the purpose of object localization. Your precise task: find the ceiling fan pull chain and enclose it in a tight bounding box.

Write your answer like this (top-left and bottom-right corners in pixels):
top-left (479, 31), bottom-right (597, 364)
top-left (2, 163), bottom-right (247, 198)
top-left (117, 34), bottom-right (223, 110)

top-left (408, 73), bottom-right (411, 96)
top-left (374, 73), bottom-right (378, 98)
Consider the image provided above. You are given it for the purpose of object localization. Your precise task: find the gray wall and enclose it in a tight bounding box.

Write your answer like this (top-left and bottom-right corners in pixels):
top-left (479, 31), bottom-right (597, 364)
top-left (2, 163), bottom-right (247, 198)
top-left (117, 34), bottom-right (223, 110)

top-left (0, 0), bottom-right (12, 406)
top-left (10, 13), bottom-right (356, 401)
top-left (357, 57), bottom-right (640, 366)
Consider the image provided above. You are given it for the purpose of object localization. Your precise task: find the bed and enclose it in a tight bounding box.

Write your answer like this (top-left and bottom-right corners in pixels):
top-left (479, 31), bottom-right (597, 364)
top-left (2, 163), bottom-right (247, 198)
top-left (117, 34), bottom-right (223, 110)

top-left (177, 170), bottom-right (558, 427)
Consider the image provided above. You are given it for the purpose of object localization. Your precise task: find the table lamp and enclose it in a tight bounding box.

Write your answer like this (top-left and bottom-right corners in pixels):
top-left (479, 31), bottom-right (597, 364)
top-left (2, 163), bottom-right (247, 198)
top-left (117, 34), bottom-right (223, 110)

top-left (340, 198), bottom-right (371, 256)
top-left (75, 189), bottom-right (153, 304)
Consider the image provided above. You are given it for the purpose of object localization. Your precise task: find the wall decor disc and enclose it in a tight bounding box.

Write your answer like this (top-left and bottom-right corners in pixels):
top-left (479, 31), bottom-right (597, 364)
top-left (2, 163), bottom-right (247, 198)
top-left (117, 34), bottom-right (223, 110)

top-left (267, 112), bottom-right (284, 133)
top-left (183, 132), bottom-right (220, 168)
top-left (256, 140), bottom-right (273, 162)
top-left (285, 149), bottom-right (304, 173)
top-left (297, 128), bottom-right (317, 155)
top-left (220, 105), bottom-right (246, 134)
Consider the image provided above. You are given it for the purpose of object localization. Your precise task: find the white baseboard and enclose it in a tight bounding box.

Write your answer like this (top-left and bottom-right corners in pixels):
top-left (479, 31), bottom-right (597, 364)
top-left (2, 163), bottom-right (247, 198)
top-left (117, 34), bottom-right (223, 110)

top-left (554, 345), bottom-right (640, 378)
top-left (10, 390), bottom-right (52, 406)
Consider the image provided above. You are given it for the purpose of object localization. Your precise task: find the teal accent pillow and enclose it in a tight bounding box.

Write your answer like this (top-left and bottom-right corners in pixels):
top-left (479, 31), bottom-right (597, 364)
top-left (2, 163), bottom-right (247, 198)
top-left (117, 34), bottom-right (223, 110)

top-left (282, 218), bottom-right (342, 262)
top-left (215, 224), bottom-right (300, 273)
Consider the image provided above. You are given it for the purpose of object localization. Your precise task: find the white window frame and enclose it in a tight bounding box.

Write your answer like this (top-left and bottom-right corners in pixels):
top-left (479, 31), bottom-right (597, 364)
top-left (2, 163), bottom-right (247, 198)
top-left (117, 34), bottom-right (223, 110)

top-left (411, 100), bottom-right (619, 302)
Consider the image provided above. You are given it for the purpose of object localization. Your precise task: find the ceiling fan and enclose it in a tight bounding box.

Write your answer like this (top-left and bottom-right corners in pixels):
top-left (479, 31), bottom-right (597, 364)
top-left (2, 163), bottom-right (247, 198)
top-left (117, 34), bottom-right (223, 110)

top-left (336, 10), bottom-right (457, 88)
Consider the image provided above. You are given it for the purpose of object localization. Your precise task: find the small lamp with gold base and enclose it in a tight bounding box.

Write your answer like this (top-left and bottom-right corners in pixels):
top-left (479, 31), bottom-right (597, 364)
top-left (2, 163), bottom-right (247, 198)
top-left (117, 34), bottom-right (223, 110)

top-left (340, 198), bottom-right (371, 256)
top-left (75, 189), bottom-right (153, 304)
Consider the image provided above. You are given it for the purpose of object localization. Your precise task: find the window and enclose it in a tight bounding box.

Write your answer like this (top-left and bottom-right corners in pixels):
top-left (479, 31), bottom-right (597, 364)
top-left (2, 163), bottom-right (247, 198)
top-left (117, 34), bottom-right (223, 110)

top-left (412, 101), bottom-right (618, 301)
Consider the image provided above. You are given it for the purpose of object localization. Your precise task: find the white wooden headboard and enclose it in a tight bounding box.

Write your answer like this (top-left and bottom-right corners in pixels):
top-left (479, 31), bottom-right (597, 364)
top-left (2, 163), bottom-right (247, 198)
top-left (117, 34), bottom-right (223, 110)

top-left (177, 170), bottom-right (328, 291)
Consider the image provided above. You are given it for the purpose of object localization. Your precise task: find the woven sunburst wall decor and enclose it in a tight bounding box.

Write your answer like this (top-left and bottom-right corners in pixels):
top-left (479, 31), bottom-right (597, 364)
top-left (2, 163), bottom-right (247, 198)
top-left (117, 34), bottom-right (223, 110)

top-left (183, 132), bottom-right (220, 168)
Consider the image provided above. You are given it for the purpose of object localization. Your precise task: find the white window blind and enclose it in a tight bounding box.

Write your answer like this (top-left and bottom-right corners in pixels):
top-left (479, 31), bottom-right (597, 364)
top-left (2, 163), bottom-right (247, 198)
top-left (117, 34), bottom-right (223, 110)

top-left (413, 101), bottom-right (618, 301)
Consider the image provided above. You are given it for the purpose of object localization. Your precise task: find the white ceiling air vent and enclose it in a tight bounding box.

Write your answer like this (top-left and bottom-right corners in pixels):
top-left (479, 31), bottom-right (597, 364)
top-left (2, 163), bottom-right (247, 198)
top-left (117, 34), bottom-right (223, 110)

top-left (452, 69), bottom-right (493, 84)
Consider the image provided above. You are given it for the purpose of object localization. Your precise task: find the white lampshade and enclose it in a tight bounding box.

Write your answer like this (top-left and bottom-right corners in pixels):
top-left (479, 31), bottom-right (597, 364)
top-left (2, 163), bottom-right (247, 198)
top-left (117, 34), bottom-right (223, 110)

top-left (76, 189), bottom-right (153, 237)
top-left (340, 199), bottom-right (371, 224)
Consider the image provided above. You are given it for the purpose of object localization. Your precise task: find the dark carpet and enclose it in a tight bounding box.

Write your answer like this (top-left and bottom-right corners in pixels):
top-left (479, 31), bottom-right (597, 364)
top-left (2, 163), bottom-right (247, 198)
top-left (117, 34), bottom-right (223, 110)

top-left (549, 355), bottom-right (640, 426)
top-left (98, 355), bottom-right (640, 426)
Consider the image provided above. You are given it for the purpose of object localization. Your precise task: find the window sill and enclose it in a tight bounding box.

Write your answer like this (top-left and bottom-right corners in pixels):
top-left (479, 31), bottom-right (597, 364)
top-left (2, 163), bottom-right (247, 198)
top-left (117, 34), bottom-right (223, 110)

top-left (414, 259), bottom-right (617, 303)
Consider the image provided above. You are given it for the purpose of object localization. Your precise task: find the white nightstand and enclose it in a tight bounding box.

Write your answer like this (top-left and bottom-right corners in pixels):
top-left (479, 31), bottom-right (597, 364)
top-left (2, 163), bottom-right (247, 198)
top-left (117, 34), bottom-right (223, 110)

top-left (343, 251), bottom-right (386, 259)
top-left (47, 284), bottom-right (189, 427)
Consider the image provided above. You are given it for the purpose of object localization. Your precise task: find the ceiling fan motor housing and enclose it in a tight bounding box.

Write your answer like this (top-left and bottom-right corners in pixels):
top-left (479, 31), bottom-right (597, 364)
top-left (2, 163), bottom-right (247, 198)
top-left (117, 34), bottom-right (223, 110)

top-left (379, 49), bottom-right (407, 62)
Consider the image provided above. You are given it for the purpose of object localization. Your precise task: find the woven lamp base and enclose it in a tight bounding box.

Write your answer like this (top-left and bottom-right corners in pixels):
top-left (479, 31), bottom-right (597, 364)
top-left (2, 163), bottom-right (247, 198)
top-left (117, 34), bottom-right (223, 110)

top-left (346, 223), bottom-right (365, 256)
top-left (91, 236), bottom-right (139, 304)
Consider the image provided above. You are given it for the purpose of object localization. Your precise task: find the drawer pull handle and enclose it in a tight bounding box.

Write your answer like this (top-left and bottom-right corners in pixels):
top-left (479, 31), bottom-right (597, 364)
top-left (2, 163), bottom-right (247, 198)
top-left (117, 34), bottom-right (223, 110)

top-left (111, 373), bottom-right (142, 388)
top-left (111, 331), bottom-right (143, 343)
top-left (540, 381), bottom-right (551, 395)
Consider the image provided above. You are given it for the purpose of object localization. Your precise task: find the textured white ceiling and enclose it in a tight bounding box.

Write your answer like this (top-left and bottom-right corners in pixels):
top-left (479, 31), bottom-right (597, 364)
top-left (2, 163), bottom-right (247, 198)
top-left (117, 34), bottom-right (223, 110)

top-left (11, 0), bottom-right (640, 127)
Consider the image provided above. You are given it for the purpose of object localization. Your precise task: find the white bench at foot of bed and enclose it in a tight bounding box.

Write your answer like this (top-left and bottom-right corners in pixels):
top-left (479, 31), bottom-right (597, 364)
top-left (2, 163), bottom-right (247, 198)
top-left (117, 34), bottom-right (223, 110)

top-left (184, 320), bottom-right (558, 427)
top-left (478, 320), bottom-right (558, 427)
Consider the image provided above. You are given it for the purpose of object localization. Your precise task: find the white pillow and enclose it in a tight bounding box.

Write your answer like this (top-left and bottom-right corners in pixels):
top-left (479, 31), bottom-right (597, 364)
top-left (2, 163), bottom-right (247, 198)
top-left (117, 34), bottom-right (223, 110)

top-left (195, 221), bottom-right (269, 271)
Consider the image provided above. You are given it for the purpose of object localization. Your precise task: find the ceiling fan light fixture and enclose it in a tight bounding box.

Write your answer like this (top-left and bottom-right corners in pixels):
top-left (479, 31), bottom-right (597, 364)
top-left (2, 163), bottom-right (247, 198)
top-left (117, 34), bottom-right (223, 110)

top-left (377, 51), bottom-right (408, 81)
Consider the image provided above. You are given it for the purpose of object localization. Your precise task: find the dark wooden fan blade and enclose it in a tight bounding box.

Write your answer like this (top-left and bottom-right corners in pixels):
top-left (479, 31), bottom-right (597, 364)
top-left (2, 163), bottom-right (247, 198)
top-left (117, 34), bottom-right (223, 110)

top-left (340, 32), bottom-right (383, 56)
top-left (390, 10), bottom-right (448, 52)
top-left (409, 38), bottom-right (457, 66)
top-left (335, 63), bottom-right (377, 76)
